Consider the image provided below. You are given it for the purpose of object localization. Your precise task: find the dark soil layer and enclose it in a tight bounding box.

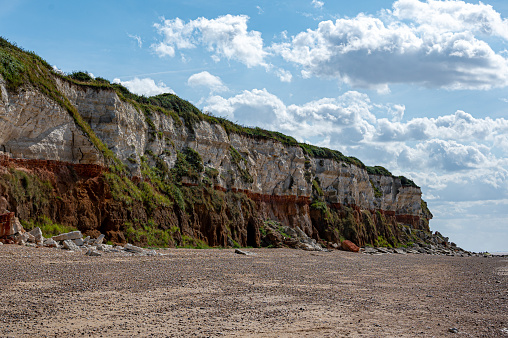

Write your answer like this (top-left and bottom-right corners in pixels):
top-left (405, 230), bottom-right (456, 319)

top-left (0, 245), bottom-right (506, 337)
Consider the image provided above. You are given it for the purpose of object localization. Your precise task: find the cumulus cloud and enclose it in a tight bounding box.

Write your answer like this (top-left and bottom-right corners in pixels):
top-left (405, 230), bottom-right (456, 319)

top-left (272, 12), bottom-right (508, 90)
top-left (187, 71), bottom-right (228, 93)
top-left (204, 88), bottom-right (288, 127)
top-left (269, 0), bottom-right (508, 90)
top-left (397, 139), bottom-right (491, 171)
top-left (392, 0), bottom-right (508, 39)
top-left (153, 15), bottom-right (267, 67)
top-left (275, 68), bottom-right (292, 82)
top-left (113, 77), bottom-right (174, 97)
top-left (151, 1), bottom-right (508, 90)
top-left (311, 0), bottom-right (324, 9)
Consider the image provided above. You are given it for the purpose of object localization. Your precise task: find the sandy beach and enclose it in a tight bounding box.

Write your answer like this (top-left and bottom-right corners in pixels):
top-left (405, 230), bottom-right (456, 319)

top-left (0, 245), bottom-right (506, 337)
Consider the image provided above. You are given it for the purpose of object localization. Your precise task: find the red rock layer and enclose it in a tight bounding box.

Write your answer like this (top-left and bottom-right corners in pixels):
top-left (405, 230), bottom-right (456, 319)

top-left (0, 157), bottom-right (430, 247)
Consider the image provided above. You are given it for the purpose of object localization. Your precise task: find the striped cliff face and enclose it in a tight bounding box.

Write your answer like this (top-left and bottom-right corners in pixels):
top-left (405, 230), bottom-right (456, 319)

top-left (0, 74), bottom-right (431, 247)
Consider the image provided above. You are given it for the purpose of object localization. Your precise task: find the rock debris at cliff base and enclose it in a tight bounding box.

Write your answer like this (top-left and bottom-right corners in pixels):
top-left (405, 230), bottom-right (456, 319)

top-left (0, 221), bottom-right (497, 258)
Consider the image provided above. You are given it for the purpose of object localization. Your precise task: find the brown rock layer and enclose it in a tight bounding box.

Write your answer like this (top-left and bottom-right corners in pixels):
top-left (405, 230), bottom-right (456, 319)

top-left (0, 155), bottom-right (429, 248)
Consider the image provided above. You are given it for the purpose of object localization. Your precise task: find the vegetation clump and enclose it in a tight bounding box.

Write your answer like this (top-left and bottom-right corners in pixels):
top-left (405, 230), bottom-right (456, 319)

top-left (21, 216), bottom-right (77, 238)
top-left (230, 147), bottom-right (253, 184)
top-left (370, 180), bottom-right (383, 198)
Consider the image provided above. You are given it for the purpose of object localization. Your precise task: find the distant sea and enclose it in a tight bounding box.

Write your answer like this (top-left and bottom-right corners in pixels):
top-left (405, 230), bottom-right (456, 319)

top-left (492, 252), bottom-right (508, 256)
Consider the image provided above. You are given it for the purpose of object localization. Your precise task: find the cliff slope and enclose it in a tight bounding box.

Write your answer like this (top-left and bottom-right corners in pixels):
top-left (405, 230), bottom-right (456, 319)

top-left (0, 38), bottom-right (437, 249)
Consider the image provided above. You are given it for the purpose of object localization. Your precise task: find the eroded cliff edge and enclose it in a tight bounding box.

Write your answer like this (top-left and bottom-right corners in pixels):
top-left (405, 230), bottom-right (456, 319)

top-left (0, 39), bottom-right (436, 248)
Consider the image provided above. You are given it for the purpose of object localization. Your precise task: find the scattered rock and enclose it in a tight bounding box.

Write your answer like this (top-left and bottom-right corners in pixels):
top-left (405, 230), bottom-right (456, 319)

top-left (28, 227), bottom-right (44, 243)
top-left (73, 238), bottom-right (85, 246)
top-left (448, 327), bottom-right (458, 333)
top-left (124, 243), bottom-right (145, 253)
top-left (341, 240), bottom-right (360, 252)
top-left (86, 248), bottom-right (102, 256)
top-left (96, 234), bottom-right (105, 245)
top-left (261, 222), bottom-right (325, 251)
top-left (363, 247), bottom-right (378, 254)
top-left (376, 247), bottom-right (391, 254)
top-left (43, 238), bottom-right (59, 248)
top-left (52, 231), bottom-right (83, 241)
top-left (63, 239), bottom-right (81, 251)
top-left (235, 249), bottom-right (253, 255)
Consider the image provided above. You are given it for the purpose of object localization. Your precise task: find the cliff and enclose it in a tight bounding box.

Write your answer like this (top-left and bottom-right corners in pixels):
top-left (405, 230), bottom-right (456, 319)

top-left (0, 38), bottom-right (436, 249)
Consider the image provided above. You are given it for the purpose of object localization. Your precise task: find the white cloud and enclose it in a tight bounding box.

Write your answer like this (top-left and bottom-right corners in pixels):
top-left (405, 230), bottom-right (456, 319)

top-left (275, 68), bottom-right (292, 82)
top-left (153, 15), bottom-right (267, 68)
top-left (52, 65), bottom-right (64, 75)
top-left (128, 34), bottom-right (142, 48)
top-left (398, 139), bottom-right (491, 171)
top-left (187, 71), bottom-right (228, 93)
top-left (113, 77), bottom-right (174, 97)
top-left (152, 42), bottom-right (175, 57)
top-left (151, 2), bottom-right (508, 90)
top-left (312, 0), bottom-right (324, 9)
top-left (392, 0), bottom-right (508, 40)
top-left (271, 0), bottom-right (508, 90)
top-left (204, 88), bottom-right (287, 127)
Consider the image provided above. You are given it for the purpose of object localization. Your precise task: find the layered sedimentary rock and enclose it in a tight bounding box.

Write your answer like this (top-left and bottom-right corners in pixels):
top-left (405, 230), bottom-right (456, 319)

top-left (0, 76), bottom-right (103, 164)
top-left (0, 72), bottom-right (432, 248)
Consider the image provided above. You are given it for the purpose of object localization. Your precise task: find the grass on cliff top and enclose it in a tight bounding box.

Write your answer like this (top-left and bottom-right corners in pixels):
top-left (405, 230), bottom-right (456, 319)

top-left (366, 166), bottom-right (418, 188)
top-left (0, 36), bottom-right (417, 185)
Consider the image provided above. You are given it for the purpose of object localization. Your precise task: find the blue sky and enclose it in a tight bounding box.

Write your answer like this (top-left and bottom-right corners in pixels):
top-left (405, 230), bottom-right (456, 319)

top-left (1, 0), bottom-right (507, 252)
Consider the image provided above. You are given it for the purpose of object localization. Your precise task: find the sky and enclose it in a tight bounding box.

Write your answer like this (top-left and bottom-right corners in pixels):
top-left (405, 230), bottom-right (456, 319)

top-left (1, 0), bottom-right (507, 253)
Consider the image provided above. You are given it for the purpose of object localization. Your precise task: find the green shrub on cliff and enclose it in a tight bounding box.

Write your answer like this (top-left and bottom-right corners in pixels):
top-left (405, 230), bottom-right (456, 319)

top-left (68, 71), bottom-right (93, 82)
top-left (124, 219), bottom-right (176, 248)
top-left (0, 168), bottom-right (53, 213)
top-left (300, 143), bottom-right (365, 168)
top-left (370, 180), bottom-right (383, 198)
top-left (230, 146), bottom-right (253, 184)
top-left (0, 49), bottom-right (26, 91)
top-left (366, 165), bottom-right (419, 188)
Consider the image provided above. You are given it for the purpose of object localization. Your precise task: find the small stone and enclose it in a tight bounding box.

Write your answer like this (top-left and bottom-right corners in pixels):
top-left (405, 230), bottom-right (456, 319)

top-left (52, 231), bottom-right (82, 241)
top-left (363, 247), bottom-right (378, 254)
top-left (146, 250), bottom-right (158, 256)
top-left (448, 328), bottom-right (458, 333)
top-left (73, 238), bottom-right (84, 246)
top-left (0, 242), bottom-right (3, 245)
top-left (28, 227), bottom-right (44, 243)
top-left (63, 239), bottom-right (80, 251)
top-left (95, 234), bottom-right (105, 245)
top-left (44, 238), bottom-right (58, 248)
top-left (235, 249), bottom-right (255, 255)
top-left (394, 248), bottom-right (407, 255)
top-left (86, 248), bottom-right (102, 256)
top-left (341, 240), bottom-right (360, 252)
top-left (124, 243), bottom-right (145, 253)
